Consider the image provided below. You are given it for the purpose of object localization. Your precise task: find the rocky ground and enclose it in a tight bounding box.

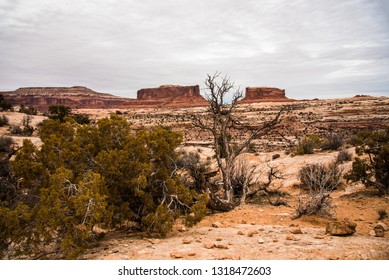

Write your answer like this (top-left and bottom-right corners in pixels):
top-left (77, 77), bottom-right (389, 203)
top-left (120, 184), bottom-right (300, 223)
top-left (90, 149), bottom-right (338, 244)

top-left (78, 149), bottom-right (389, 260)
top-left (80, 191), bottom-right (389, 260)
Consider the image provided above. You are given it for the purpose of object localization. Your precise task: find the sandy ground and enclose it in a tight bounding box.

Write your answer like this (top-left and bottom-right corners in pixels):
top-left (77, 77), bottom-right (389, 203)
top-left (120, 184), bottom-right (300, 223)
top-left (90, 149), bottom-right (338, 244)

top-left (80, 193), bottom-right (389, 260)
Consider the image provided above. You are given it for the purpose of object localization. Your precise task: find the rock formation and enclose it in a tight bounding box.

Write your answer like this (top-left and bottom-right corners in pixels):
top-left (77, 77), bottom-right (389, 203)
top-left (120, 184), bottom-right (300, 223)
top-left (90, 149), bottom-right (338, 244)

top-left (239, 87), bottom-right (290, 103)
top-left (0, 85), bottom-right (207, 111)
top-left (1, 84), bottom-right (290, 111)
top-left (136, 85), bottom-right (207, 107)
top-left (0, 86), bottom-right (134, 110)
top-left (137, 85), bottom-right (200, 99)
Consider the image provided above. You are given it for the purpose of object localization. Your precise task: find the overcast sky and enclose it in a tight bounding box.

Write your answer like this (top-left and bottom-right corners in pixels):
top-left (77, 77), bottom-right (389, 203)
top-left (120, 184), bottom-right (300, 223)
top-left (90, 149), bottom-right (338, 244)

top-left (0, 0), bottom-right (388, 99)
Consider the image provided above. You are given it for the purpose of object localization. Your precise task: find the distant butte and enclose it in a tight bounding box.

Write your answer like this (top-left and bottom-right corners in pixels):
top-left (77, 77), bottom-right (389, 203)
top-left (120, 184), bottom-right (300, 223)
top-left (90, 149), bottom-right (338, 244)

top-left (0, 85), bottom-right (207, 110)
top-left (136, 85), bottom-right (208, 107)
top-left (0, 85), bottom-right (292, 111)
top-left (239, 87), bottom-right (291, 103)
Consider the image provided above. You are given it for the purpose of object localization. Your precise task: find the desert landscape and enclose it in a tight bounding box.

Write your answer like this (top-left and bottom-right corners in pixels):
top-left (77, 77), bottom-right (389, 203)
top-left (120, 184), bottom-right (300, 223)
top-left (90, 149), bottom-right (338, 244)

top-left (1, 87), bottom-right (388, 260)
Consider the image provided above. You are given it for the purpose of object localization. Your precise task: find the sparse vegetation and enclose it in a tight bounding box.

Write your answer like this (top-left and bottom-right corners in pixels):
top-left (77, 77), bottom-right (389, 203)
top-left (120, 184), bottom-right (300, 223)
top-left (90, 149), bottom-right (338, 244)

top-left (336, 149), bottom-right (353, 163)
top-left (1, 90), bottom-right (388, 260)
top-left (19, 104), bottom-right (37, 115)
top-left (72, 113), bottom-right (91, 125)
top-left (9, 115), bottom-right (34, 136)
top-left (292, 134), bottom-right (321, 155)
top-left (299, 162), bottom-right (342, 192)
top-left (293, 161), bottom-right (342, 219)
top-left (47, 105), bottom-right (71, 122)
top-left (0, 115), bottom-right (9, 126)
top-left (0, 136), bottom-right (13, 157)
top-left (345, 128), bottom-right (389, 195)
top-left (321, 132), bottom-right (344, 151)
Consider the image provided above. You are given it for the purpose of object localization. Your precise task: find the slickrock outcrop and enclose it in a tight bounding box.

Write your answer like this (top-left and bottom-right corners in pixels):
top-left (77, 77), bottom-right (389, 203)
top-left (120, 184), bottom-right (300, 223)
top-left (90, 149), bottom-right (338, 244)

top-left (239, 87), bottom-right (291, 103)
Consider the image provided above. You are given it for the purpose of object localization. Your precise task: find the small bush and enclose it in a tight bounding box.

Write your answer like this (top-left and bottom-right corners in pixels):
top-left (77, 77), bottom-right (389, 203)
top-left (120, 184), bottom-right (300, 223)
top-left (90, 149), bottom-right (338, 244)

top-left (0, 136), bottom-right (13, 154)
top-left (299, 162), bottom-right (342, 192)
top-left (336, 149), bottom-right (352, 163)
top-left (72, 114), bottom-right (91, 125)
top-left (10, 125), bottom-right (23, 135)
top-left (177, 151), bottom-right (211, 192)
top-left (293, 161), bottom-right (342, 219)
top-left (0, 115), bottom-right (9, 127)
top-left (321, 133), bottom-right (344, 150)
top-left (345, 128), bottom-right (389, 195)
top-left (19, 105), bottom-right (37, 115)
top-left (293, 191), bottom-right (335, 219)
top-left (292, 134), bottom-right (321, 155)
top-left (9, 125), bottom-right (33, 136)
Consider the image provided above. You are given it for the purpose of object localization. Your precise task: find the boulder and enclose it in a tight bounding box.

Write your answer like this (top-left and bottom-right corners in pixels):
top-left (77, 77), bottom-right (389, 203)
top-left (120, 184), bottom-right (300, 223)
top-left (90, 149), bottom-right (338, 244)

top-left (326, 220), bottom-right (357, 236)
top-left (290, 227), bottom-right (303, 234)
top-left (374, 224), bottom-right (385, 237)
top-left (376, 222), bottom-right (388, 231)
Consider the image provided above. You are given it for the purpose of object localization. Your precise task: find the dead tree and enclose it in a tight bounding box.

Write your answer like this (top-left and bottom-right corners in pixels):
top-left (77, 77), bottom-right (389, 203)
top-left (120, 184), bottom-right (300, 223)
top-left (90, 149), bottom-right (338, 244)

top-left (192, 73), bottom-right (284, 211)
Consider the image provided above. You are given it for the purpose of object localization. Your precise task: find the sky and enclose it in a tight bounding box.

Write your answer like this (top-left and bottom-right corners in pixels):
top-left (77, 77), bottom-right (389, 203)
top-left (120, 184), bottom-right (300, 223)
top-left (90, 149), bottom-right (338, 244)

top-left (0, 0), bottom-right (388, 100)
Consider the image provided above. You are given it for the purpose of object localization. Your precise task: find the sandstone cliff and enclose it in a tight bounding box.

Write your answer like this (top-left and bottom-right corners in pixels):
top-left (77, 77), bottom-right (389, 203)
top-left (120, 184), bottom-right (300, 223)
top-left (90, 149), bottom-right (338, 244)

top-left (136, 85), bottom-right (207, 107)
top-left (137, 85), bottom-right (200, 99)
top-left (239, 87), bottom-right (291, 103)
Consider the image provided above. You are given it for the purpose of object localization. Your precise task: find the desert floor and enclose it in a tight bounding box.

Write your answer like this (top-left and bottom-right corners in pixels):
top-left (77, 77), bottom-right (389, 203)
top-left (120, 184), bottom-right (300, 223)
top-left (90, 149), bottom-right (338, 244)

top-left (2, 95), bottom-right (389, 259)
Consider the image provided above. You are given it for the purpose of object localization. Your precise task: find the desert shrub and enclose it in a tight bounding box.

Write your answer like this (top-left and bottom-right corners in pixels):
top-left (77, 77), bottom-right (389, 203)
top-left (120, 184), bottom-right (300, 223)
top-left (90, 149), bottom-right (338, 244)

top-left (9, 121), bottom-right (33, 136)
top-left (2, 115), bottom-right (207, 258)
top-left (0, 136), bottom-right (13, 155)
top-left (231, 159), bottom-right (256, 200)
top-left (293, 190), bottom-right (335, 219)
top-left (292, 134), bottom-right (321, 155)
top-left (293, 161), bottom-right (342, 219)
top-left (9, 125), bottom-right (23, 135)
top-left (0, 115), bottom-right (9, 127)
top-left (177, 151), bottom-right (212, 192)
top-left (377, 209), bottom-right (388, 220)
top-left (336, 149), bottom-right (352, 163)
top-left (72, 113), bottom-right (91, 125)
top-left (0, 136), bottom-right (13, 178)
top-left (47, 105), bottom-right (71, 122)
top-left (345, 128), bottom-right (389, 195)
top-left (19, 105), bottom-right (37, 115)
top-left (299, 162), bottom-right (342, 192)
top-left (321, 133), bottom-right (344, 150)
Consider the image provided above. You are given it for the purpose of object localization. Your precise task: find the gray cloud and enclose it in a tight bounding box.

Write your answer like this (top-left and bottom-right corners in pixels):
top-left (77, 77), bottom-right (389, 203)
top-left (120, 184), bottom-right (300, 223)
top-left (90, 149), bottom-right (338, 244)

top-left (0, 0), bottom-right (388, 99)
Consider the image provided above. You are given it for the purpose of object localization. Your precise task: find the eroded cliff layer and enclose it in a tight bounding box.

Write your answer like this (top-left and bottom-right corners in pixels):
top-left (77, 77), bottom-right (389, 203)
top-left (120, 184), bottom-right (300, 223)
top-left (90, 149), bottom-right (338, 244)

top-left (0, 86), bottom-right (135, 110)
